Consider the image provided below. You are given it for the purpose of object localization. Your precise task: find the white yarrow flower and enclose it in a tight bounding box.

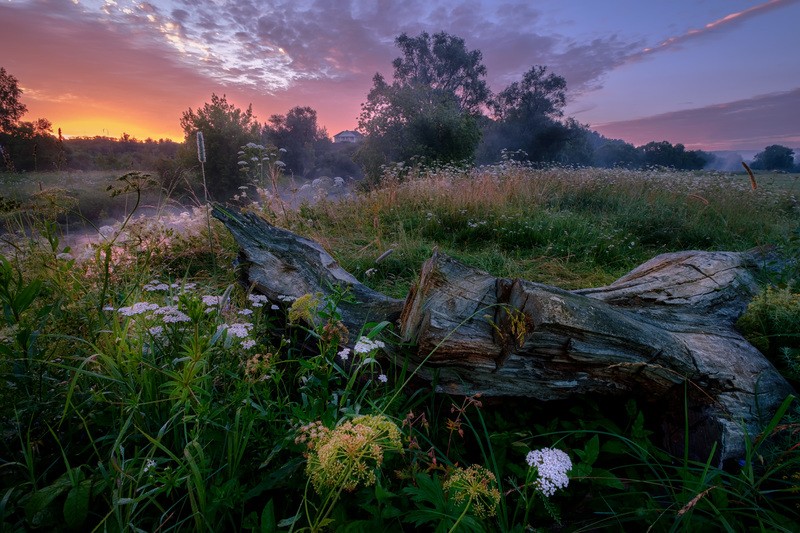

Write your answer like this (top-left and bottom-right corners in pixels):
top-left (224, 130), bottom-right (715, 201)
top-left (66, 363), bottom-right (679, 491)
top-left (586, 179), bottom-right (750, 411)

top-left (353, 336), bottom-right (385, 355)
top-left (526, 447), bottom-right (572, 497)
top-left (337, 347), bottom-right (350, 361)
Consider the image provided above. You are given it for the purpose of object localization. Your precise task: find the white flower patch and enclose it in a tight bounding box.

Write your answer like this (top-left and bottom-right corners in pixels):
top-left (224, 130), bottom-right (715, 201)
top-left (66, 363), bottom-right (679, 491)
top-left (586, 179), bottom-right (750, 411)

top-left (118, 302), bottom-right (160, 316)
top-left (161, 309), bottom-right (191, 323)
top-left (219, 322), bottom-right (253, 339)
top-left (353, 336), bottom-right (385, 355)
top-left (526, 447), bottom-right (572, 497)
top-left (248, 294), bottom-right (269, 307)
top-left (202, 295), bottom-right (223, 307)
top-left (338, 347), bottom-right (351, 361)
top-left (144, 280), bottom-right (170, 292)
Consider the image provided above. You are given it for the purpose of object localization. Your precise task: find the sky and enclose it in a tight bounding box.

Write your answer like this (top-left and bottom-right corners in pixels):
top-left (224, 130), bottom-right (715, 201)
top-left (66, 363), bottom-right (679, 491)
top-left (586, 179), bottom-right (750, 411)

top-left (1, 0), bottom-right (799, 152)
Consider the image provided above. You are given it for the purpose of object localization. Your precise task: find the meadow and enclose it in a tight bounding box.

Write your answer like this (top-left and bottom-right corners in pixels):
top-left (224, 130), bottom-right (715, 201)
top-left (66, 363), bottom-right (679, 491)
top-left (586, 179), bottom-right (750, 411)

top-left (0, 163), bottom-right (798, 531)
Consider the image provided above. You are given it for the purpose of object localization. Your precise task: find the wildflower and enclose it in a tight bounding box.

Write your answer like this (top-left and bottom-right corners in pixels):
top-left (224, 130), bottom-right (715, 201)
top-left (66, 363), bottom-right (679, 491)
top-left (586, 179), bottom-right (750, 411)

top-left (378, 373), bottom-right (388, 383)
top-left (241, 339), bottom-right (256, 350)
top-left (526, 447), bottom-right (572, 497)
top-left (321, 320), bottom-right (349, 345)
top-left (354, 336), bottom-right (385, 355)
top-left (219, 322), bottom-right (253, 339)
top-left (161, 310), bottom-right (191, 323)
top-left (270, 304), bottom-right (280, 310)
top-left (144, 281), bottom-right (170, 292)
top-left (143, 459), bottom-right (157, 474)
top-left (238, 308), bottom-right (254, 316)
top-left (277, 294), bottom-right (295, 302)
top-left (444, 464), bottom-right (501, 518)
top-left (338, 347), bottom-right (351, 361)
top-left (248, 293), bottom-right (269, 307)
top-left (202, 295), bottom-right (222, 307)
top-left (103, 305), bottom-right (115, 311)
top-left (149, 326), bottom-right (164, 336)
top-left (118, 302), bottom-right (160, 316)
top-left (305, 415), bottom-right (402, 494)
top-left (288, 293), bottom-right (320, 323)
top-left (244, 352), bottom-right (273, 382)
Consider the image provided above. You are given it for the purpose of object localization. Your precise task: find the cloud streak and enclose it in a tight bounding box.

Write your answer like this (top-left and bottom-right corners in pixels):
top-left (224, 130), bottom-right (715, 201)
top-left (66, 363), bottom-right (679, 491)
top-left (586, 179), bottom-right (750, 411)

top-left (627, 0), bottom-right (799, 62)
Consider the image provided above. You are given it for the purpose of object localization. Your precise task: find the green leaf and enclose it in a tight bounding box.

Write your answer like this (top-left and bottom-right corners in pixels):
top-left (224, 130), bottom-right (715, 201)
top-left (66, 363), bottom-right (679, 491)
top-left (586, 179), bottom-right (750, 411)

top-left (63, 479), bottom-right (91, 530)
top-left (13, 280), bottom-right (42, 315)
top-left (24, 476), bottom-right (71, 523)
top-left (575, 434), bottom-right (599, 466)
top-left (259, 500), bottom-right (276, 533)
top-left (569, 463), bottom-right (592, 478)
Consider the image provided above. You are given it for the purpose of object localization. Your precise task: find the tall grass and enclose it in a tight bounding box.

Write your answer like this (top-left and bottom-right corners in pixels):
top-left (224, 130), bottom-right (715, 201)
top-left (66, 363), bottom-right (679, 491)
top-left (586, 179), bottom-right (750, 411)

top-left (285, 163), bottom-right (798, 295)
top-left (0, 164), bottom-right (798, 531)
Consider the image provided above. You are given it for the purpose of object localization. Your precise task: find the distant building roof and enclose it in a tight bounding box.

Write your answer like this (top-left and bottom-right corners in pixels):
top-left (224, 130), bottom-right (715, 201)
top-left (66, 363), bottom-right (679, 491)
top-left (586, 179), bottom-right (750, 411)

top-left (333, 130), bottom-right (364, 143)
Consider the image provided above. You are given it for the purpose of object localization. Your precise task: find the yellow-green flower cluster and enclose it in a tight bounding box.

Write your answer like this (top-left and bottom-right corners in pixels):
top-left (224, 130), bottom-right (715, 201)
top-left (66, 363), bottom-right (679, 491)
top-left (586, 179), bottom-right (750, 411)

top-left (444, 464), bottom-right (501, 518)
top-left (304, 414), bottom-right (402, 494)
top-left (288, 293), bottom-right (321, 324)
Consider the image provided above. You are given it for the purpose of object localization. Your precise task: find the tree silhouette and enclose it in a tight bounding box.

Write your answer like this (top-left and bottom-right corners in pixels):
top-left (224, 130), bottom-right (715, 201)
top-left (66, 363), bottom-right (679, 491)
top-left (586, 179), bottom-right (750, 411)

top-left (751, 145), bottom-right (795, 171)
top-left (0, 67), bottom-right (28, 133)
top-left (179, 94), bottom-right (260, 198)
top-left (263, 106), bottom-right (329, 177)
top-left (357, 32), bottom-right (488, 180)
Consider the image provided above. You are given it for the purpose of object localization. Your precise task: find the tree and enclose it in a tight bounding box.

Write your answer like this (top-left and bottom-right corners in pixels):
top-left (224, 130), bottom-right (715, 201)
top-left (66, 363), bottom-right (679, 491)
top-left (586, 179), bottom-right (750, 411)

top-left (592, 138), bottom-right (642, 168)
top-left (639, 141), bottom-right (709, 170)
top-left (391, 32), bottom-right (490, 115)
top-left (263, 106), bottom-right (329, 177)
top-left (493, 65), bottom-right (566, 122)
top-left (357, 32), bottom-right (489, 180)
top-left (751, 145), bottom-right (795, 171)
top-left (482, 66), bottom-right (571, 163)
top-left (179, 94), bottom-right (260, 198)
top-left (0, 67), bottom-right (27, 133)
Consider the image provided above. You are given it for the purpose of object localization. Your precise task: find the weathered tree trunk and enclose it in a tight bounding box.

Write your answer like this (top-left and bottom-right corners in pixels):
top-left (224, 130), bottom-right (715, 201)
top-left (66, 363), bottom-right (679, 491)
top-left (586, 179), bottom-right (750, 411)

top-left (213, 206), bottom-right (795, 463)
top-left (212, 205), bottom-right (404, 329)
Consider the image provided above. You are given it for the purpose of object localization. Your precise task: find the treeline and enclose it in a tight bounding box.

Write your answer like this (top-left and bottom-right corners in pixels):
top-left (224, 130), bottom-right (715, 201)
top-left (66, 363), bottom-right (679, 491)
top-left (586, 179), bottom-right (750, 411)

top-left (0, 129), bottom-right (180, 172)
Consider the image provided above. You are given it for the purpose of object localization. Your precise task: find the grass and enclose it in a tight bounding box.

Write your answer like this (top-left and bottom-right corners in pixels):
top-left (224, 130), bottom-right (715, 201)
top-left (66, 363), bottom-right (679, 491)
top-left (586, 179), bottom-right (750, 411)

top-left (0, 163), bottom-right (798, 532)
top-left (288, 164), bottom-right (799, 296)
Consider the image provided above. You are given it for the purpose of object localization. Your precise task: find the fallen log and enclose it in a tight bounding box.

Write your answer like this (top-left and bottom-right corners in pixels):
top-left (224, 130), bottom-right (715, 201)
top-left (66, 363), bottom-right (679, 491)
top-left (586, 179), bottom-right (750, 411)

top-left (212, 206), bottom-right (795, 463)
top-left (212, 205), bottom-right (404, 329)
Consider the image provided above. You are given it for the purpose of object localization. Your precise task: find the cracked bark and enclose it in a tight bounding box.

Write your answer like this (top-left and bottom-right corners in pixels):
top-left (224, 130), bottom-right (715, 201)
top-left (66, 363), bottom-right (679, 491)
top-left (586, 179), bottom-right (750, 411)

top-left (213, 206), bottom-right (795, 464)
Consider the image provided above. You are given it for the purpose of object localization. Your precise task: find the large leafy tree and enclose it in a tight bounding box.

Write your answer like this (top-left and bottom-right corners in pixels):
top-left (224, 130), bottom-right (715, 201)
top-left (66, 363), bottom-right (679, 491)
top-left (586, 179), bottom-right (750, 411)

top-left (482, 65), bottom-right (572, 163)
top-left (357, 32), bottom-right (489, 180)
top-left (179, 93), bottom-right (260, 198)
top-left (493, 65), bottom-right (566, 122)
top-left (263, 106), bottom-right (329, 177)
top-left (391, 32), bottom-right (490, 115)
top-left (751, 145), bottom-right (795, 171)
top-left (0, 67), bottom-right (27, 134)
